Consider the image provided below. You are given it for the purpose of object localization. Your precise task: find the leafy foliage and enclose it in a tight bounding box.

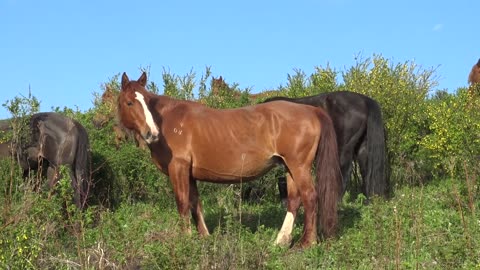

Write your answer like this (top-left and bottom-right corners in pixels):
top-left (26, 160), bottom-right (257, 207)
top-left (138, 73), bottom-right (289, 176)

top-left (1, 56), bottom-right (480, 269)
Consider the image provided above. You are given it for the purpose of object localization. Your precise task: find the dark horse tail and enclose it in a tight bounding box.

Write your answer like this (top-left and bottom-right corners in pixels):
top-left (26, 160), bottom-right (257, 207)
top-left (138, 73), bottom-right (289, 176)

top-left (74, 122), bottom-right (91, 210)
top-left (364, 98), bottom-right (388, 198)
top-left (315, 109), bottom-right (342, 238)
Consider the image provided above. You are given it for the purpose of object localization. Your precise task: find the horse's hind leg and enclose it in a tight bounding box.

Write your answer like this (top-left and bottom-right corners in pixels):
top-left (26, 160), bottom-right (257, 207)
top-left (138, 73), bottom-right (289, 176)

top-left (47, 166), bottom-right (59, 188)
top-left (276, 166), bottom-right (318, 248)
top-left (281, 164), bottom-right (318, 248)
top-left (293, 167), bottom-right (318, 248)
top-left (339, 145), bottom-right (354, 196)
top-left (189, 179), bottom-right (209, 236)
top-left (69, 169), bottom-right (84, 209)
top-left (275, 172), bottom-right (300, 246)
top-left (357, 140), bottom-right (373, 200)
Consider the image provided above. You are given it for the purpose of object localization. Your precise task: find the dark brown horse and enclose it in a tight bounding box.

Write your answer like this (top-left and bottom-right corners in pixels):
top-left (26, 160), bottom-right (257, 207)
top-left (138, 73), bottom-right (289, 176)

top-left (0, 113), bottom-right (91, 209)
top-left (93, 85), bottom-right (147, 149)
top-left (118, 72), bottom-right (342, 248)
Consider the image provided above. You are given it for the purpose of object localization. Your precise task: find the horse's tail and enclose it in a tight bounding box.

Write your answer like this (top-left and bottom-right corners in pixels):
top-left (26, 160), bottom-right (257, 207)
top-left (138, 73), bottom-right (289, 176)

top-left (74, 122), bottom-right (91, 210)
top-left (364, 98), bottom-right (389, 198)
top-left (315, 108), bottom-right (342, 238)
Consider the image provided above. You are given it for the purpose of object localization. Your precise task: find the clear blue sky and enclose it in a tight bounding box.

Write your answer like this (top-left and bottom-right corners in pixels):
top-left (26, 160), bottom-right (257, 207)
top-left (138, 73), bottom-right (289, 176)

top-left (0, 0), bottom-right (477, 119)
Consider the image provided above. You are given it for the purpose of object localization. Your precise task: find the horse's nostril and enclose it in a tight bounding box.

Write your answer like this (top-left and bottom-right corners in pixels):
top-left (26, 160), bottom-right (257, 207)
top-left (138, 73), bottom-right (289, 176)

top-left (145, 131), bottom-right (152, 139)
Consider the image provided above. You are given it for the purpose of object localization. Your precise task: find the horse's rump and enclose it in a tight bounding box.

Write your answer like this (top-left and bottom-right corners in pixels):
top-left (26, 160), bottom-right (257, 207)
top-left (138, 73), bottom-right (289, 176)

top-left (263, 91), bottom-right (388, 199)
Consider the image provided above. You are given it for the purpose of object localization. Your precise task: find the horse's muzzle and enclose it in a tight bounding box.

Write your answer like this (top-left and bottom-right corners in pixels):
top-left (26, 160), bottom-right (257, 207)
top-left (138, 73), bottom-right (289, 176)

top-left (144, 130), bottom-right (159, 144)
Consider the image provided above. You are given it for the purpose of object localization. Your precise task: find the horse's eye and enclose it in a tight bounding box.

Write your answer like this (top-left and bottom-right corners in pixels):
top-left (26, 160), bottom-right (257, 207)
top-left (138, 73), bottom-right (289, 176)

top-left (127, 101), bottom-right (133, 106)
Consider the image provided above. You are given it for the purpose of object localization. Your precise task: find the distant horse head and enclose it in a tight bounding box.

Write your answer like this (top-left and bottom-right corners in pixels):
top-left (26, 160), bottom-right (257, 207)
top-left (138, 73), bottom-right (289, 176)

top-left (468, 58), bottom-right (480, 85)
top-left (211, 76), bottom-right (232, 95)
top-left (119, 72), bottom-right (159, 144)
top-left (93, 85), bottom-right (117, 128)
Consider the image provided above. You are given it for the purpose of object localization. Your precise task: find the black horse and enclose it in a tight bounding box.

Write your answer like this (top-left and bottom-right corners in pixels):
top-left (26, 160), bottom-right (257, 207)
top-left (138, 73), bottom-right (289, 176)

top-left (0, 113), bottom-right (91, 209)
top-left (264, 91), bottom-right (388, 199)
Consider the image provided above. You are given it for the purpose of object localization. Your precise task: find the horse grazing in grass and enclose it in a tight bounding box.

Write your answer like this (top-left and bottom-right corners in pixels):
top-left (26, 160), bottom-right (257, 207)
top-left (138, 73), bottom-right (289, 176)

top-left (93, 85), bottom-right (147, 149)
top-left (264, 91), bottom-right (388, 200)
top-left (0, 113), bottom-right (91, 209)
top-left (118, 72), bottom-right (342, 248)
top-left (24, 112), bottom-right (91, 209)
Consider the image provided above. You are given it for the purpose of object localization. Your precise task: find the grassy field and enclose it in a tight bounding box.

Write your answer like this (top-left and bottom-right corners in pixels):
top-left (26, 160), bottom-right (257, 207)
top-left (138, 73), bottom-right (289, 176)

top-left (1, 162), bottom-right (478, 269)
top-left (1, 58), bottom-right (480, 269)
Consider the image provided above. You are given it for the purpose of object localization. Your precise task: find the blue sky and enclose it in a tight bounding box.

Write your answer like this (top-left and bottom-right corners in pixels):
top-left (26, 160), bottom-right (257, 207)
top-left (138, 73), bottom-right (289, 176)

top-left (0, 0), bottom-right (477, 118)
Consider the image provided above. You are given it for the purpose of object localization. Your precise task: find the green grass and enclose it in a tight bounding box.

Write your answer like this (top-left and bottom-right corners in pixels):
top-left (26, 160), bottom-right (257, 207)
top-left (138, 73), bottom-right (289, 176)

top-left (1, 170), bottom-right (479, 269)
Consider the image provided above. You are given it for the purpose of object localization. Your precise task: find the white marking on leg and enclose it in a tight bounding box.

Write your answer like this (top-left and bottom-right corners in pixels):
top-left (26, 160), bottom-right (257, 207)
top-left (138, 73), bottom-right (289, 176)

top-left (135, 92), bottom-right (159, 137)
top-left (275, 211), bottom-right (295, 246)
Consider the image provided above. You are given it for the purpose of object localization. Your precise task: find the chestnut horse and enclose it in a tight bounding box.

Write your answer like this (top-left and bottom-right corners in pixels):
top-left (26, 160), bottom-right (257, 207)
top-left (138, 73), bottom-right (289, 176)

top-left (118, 72), bottom-right (342, 248)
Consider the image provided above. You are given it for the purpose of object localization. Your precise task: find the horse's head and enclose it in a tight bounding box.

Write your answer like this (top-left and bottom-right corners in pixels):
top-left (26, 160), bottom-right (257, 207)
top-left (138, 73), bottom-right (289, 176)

top-left (211, 76), bottom-right (228, 95)
top-left (93, 85), bottom-right (117, 128)
top-left (118, 72), bottom-right (159, 144)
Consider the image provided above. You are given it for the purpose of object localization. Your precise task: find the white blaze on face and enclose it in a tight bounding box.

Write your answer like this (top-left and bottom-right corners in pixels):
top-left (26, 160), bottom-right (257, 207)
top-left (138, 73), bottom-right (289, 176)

top-left (134, 92), bottom-right (159, 137)
top-left (275, 211), bottom-right (295, 246)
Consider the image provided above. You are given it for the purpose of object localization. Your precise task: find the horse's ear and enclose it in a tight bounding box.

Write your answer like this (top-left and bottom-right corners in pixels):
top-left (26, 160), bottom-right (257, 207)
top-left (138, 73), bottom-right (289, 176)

top-left (138, 72), bottom-right (147, 87)
top-left (476, 59), bottom-right (480, 67)
top-left (121, 72), bottom-right (130, 91)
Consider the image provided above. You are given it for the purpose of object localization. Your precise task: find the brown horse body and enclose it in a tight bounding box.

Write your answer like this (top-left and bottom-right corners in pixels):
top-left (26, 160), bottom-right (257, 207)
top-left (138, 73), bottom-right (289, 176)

top-left (118, 72), bottom-right (341, 248)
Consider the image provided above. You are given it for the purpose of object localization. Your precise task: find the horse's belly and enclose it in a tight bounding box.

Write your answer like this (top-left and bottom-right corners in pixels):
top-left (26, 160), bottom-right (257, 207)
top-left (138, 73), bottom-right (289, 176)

top-left (192, 156), bottom-right (277, 183)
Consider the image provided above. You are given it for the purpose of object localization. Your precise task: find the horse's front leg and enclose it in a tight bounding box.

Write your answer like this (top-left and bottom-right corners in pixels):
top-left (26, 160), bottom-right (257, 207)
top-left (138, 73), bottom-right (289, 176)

top-left (168, 160), bottom-right (195, 235)
top-left (189, 179), bottom-right (209, 236)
